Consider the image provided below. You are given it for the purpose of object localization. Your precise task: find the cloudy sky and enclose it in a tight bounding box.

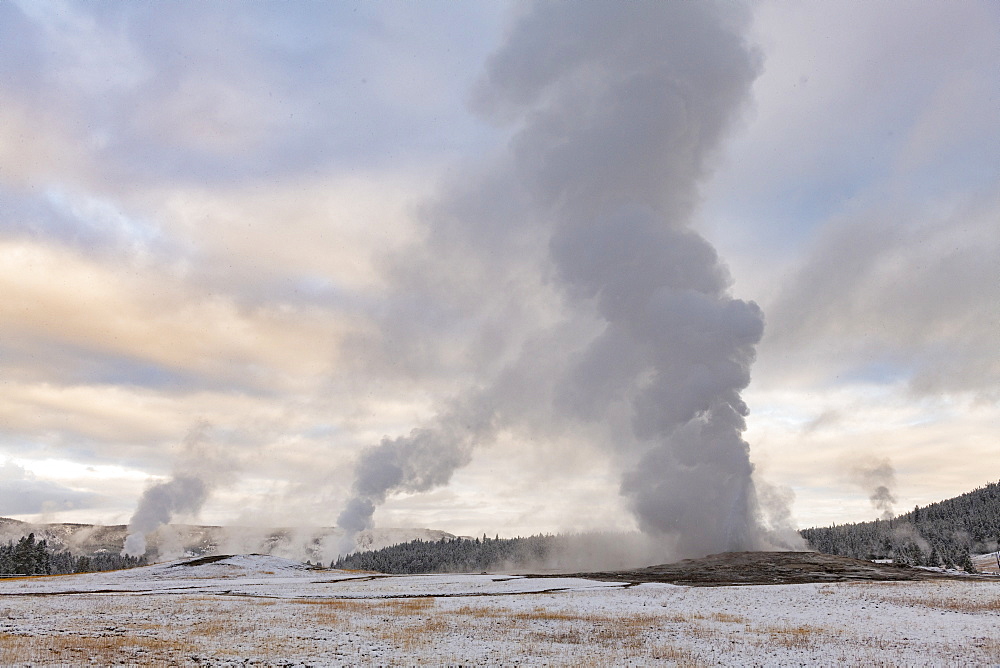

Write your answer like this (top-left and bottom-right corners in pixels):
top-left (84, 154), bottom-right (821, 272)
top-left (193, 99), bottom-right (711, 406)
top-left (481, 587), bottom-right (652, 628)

top-left (1, 0), bottom-right (997, 537)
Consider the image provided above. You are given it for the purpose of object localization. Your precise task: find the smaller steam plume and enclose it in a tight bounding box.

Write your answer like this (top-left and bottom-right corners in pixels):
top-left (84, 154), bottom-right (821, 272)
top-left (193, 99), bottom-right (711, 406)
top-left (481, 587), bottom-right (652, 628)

top-left (122, 475), bottom-right (208, 557)
top-left (336, 405), bottom-right (494, 555)
top-left (849, 457), bottom-right (897, 520)
top-left (123, 422), bottom-right (222, 557)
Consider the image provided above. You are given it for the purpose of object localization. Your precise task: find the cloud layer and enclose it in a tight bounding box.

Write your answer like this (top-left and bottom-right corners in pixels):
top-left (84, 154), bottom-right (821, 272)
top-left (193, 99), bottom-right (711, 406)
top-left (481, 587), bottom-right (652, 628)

top-left (0, 1), bottom-right (997, 538)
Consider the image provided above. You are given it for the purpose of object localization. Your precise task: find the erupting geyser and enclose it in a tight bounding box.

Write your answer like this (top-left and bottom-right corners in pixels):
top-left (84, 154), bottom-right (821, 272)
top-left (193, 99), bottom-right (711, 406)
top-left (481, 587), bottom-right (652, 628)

top-left (338, 1), bottom-right (793, 559)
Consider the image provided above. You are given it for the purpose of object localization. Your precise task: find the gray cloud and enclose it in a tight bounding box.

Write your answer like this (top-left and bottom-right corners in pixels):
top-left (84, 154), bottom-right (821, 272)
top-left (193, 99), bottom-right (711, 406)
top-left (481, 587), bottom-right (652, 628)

top-left (712, 3), bottom-right (1000, 407)
top-left (0, 1), bottom-right (502, 189)
top-left (763, 194), bottom-right (1000, 400)
top-left (0, 461), bottom-right (100, 516)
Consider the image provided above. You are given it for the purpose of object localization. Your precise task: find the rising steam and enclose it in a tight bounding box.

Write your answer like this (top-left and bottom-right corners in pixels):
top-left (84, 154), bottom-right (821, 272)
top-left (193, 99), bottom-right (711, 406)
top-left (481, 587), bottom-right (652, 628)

top-left (335, 426), bottom-right (476, 555)
top-left (337, 1), bottom-right (784, 558)
top-left (123, 422), bottom-right (219, 557)
top-left (850, 457), bottom-right (897, 520)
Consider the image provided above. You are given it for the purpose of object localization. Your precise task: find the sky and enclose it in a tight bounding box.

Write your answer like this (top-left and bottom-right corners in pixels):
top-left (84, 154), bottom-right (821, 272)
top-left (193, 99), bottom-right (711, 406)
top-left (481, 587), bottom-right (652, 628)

top-left (1, 0), bottom-right (998, 537)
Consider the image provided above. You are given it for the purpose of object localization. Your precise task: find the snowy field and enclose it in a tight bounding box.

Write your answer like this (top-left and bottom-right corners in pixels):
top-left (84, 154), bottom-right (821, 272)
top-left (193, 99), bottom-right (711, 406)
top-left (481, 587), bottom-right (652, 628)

top-left (0, 555), bottom-right (998, 666)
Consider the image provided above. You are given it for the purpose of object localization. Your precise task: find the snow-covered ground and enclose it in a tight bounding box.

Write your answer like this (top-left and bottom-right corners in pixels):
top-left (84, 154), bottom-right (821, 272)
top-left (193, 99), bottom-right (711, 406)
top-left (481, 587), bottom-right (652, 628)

top-left (973, 551), bottom-right (1000, 574)
top-left (0, 555), bottom-right (997, 666)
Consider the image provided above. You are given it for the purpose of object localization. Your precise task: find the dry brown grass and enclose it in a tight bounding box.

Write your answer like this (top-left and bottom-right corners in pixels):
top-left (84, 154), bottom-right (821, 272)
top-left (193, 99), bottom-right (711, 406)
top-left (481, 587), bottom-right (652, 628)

top-left (443, 603), bottom-right (669, 654)
top-left (877, 593), bottom-right (1000, 613)
top-left (288, 597), bottom-right (506, 655)
top-left (452, 603), bottom-right (508, 617)
top-left (969, 636), bottom-right (1000, 658)
top-left (294, 595), bottom-right (434, 611)
top-left (587, 619), bottom-right (659, 650)
top-left (511, 605), bottom-right (587, 622)
top-left (294, 596), bottom-right (364, 606)
top-left (535, 627), bottom-right (587, 644)
top-left (378, 616), bottom-right (451, 650)
top-left (0, 630), bottom-right (196, 665)
top-left (294, 596), bottom-right (448, 650)
top-left (654, 612), bottom-right (683, 623)
top-left (297, 595), bottom-right (438, 627)
top-left (852, 635), bottom-right (1000, 665)
top-left (385, 596), bottom-right (436, 613)
top-left (753, 623), bottom-right (822, 649)
top-left (647, 642), bottom-right (710, 666)
top-left (189, 618), bottom-right (243, 637)
top-left (708, 611), bottom-right (745, 623)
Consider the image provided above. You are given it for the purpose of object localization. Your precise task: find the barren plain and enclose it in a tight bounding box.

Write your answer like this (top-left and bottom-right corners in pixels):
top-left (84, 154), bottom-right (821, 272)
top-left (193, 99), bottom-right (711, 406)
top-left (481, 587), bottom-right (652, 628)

top-left (0, 554), bottom-right (997, 666)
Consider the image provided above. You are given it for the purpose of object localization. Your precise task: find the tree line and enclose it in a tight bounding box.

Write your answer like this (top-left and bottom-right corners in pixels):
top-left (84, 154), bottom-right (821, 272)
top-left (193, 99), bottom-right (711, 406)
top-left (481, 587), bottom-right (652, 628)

top-left (0, 533), bottom-right (146, 576)
top-left (800, 480), bottom-right (1000, 572)
top-left (332, 534), bottom-right (558, 574)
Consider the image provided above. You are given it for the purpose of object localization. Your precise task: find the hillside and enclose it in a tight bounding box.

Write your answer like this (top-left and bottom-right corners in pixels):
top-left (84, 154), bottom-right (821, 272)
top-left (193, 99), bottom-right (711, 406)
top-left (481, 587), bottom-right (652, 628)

top-left (0, 517), bottom-right (455, 563)
top-left (801, 481), bottom-right (1000, 570)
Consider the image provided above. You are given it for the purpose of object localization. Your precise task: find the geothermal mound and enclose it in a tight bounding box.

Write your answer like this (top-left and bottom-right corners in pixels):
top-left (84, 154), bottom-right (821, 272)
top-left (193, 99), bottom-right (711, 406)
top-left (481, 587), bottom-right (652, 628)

top-left (567, 551), bottom-right (973, 587)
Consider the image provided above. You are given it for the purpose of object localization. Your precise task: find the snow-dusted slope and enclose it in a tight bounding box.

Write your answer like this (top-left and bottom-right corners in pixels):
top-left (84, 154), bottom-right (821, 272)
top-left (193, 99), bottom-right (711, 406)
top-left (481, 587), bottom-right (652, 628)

top-left (0, 554), bottom-right (623, 599)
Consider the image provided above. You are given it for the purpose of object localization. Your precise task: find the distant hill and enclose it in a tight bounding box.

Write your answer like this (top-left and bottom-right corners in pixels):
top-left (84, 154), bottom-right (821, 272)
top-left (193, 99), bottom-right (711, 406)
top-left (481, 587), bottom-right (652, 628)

top-left (800, 481), bottom-right (1000, 571)
top-left (0, 517), bottom-right (456, 564)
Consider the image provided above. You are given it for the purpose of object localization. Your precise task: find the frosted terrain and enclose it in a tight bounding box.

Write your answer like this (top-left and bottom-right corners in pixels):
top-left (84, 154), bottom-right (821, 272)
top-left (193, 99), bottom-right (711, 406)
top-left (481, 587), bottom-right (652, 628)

top-left (0, 555), bottom-right (997, 665)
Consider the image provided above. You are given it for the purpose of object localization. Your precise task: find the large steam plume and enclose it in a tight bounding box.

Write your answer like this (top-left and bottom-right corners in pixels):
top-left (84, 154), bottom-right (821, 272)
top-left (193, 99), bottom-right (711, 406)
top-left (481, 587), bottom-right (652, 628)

top-left (123, 422), bottom-right (221, 557)
top-left (338, 2), bottom-right (782, 558)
